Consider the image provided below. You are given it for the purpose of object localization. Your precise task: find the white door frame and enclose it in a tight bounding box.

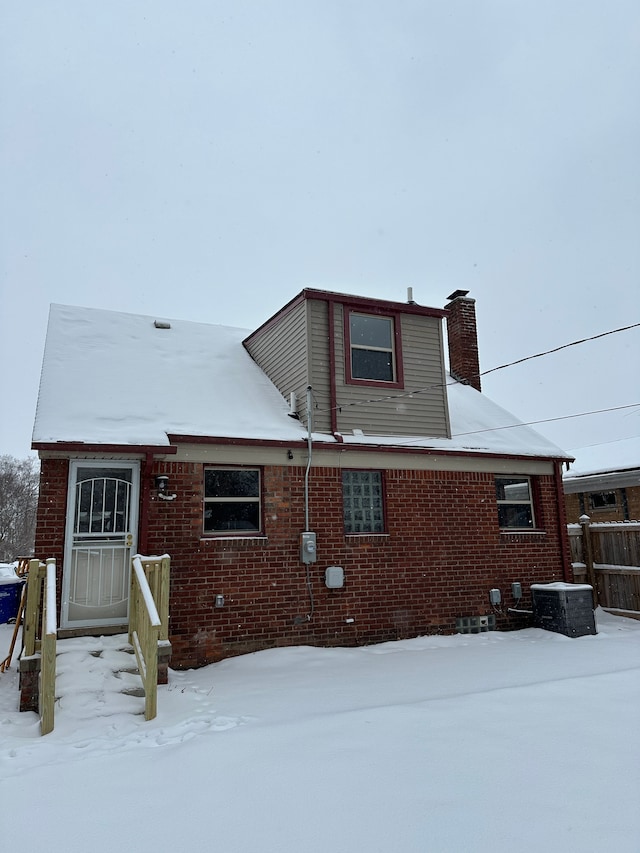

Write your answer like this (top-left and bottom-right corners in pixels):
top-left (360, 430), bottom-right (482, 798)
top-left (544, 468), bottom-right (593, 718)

top-left (61, 459), bottom-right (140, 630)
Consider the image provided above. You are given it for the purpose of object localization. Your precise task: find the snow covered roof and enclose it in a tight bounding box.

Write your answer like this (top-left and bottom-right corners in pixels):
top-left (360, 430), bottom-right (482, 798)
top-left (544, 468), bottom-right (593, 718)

top-left (563, 436), bottom-right (640, 480)
top-left (33, 303), bottom-right (569, 460)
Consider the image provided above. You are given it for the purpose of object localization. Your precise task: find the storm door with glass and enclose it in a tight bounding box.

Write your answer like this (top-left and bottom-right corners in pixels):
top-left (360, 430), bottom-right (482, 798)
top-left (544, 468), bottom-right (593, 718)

top-left (61, 461), bottom-right (140, 629)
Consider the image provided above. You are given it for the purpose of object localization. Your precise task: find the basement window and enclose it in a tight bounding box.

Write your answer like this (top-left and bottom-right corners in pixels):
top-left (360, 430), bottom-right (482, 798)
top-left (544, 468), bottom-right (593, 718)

top-left (204, 468), bottom-right (261, 533)
top-left (343, 470), bottom-right (385, 533)
top-left (495, 476), bottom-right (535, 529)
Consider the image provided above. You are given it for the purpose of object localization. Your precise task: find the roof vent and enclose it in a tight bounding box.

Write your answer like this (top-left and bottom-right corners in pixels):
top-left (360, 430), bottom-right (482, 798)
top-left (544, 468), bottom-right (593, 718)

top-left (154, 320), bottom-right (171, 329)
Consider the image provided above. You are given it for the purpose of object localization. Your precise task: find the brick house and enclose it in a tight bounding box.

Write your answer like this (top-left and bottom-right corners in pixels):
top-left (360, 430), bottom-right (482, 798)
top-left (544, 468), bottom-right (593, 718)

top-left (563, 437), bottom-right (640, 523)
top-left (32, 288), bottom-right (573, 668)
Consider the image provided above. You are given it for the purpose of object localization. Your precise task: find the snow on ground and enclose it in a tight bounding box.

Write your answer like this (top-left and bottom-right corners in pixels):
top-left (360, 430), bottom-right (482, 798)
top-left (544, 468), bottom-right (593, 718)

top-left (1, 611), bottom-right (639, 852)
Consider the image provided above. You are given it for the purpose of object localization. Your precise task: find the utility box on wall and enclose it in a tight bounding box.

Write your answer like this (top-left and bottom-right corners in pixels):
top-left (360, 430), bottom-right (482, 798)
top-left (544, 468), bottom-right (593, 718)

top-left (531, 582), bottom-right (596, 638)
top-left (300, 531), bottom-right (317, 564)
top-left (325, 566), bottom-right (344, 589)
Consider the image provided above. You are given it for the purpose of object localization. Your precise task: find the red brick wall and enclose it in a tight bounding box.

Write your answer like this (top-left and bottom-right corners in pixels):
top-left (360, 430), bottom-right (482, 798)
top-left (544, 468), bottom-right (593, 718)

top-left (34, 458), bottom-right (69, 604)
top-left (145, 461), bottom-right (567, 668)
top-left (564, 486), bottom-right (640, 523)
top-left (34, 457), bottom-right (568, 668)
top-left (446, 296), bottom-right (481, 391)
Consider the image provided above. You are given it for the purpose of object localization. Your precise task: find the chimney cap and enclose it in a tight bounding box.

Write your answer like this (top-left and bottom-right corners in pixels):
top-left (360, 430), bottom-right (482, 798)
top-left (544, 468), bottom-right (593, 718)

top-left (446, 289), bottom-right (470, 301)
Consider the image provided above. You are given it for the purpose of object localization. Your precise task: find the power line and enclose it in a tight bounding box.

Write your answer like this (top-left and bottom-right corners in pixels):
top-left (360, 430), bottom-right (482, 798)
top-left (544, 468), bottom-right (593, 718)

top-left (450, 402), bottom-right (640, 438)
top-left (314, 320), bottom-right (639, 417)
top-left (481, 322), bottom-right (640, 376)
top-left (386, 402), bottom-right (640, 447)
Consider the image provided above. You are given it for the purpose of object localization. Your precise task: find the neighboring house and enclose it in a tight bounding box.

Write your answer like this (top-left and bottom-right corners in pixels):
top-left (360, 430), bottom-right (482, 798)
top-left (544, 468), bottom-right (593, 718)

top-left (32, 289), bottom-right (573, 668)
top-left (563, 437), bottom-right (640, 523)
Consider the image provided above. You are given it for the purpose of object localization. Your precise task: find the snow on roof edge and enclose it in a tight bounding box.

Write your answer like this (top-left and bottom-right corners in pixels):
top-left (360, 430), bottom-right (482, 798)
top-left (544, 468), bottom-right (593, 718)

top-left (32, 303), bottom-right (571, 461)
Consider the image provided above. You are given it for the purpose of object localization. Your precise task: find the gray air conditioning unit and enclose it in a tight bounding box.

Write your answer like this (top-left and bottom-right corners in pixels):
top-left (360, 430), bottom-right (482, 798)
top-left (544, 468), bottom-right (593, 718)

top-left (531, 583), bottom-right (596, 638)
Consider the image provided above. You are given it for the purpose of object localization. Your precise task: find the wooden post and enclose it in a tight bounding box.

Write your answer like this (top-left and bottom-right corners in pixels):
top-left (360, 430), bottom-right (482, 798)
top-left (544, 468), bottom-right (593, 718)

top-left (39, 558), bottom-right (57, 735)
top-left (158, 556), bottom-right (170, 642)
top-left (156, 556), bottom-right (171, 685)
top-left (23, 559), bottom-right (43, 657)
top-left (579, 514), bottom-right (598, 607)
top-left (128, 559), bottom-right (136, 648)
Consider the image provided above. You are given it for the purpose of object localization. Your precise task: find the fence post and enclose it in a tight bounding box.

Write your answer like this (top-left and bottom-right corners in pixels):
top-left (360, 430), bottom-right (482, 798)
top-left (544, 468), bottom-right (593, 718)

top-left (579, 514), bottom-right (598, 607)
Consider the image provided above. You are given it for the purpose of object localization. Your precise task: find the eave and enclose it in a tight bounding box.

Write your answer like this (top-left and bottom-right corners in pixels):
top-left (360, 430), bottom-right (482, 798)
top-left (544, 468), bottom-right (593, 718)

top-left (563, 468), bottom-right (640, 494)
top-left (32, 441), bottom-right (178, 456)
top-left (243, 287), bottom-right (447, 348)
top-left (167, 433), bottom-right (568, 463)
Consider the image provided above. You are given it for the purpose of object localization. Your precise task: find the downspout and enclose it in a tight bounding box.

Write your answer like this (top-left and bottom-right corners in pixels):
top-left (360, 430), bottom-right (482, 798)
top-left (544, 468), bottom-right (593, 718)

top-left (327, 298), bottom-right (339, 437)
top-left (304, 385), bottom-right (313, 532)
top-left (138, 452), bottom-right (154, 554)
top-left (304, 385), bottom-right (314, 620)
top-left (554, 459), bottom-right (572, 582)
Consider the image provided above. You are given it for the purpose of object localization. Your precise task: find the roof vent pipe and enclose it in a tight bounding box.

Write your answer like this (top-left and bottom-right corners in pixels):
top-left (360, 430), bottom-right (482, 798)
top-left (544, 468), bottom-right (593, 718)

top-left (287, 392), bottom-right (299, 419)
top-left (407, 287), bottom-right (416, 304)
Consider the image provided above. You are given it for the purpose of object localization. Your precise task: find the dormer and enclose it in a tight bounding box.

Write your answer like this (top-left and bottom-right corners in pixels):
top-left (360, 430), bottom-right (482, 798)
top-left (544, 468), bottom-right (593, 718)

top-left (243, 288), bottom-right (479, 440)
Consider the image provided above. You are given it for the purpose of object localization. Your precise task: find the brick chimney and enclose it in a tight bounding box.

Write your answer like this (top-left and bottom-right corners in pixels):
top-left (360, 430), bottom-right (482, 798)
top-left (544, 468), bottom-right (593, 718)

top-left (445, 290), bottom-right (481, 392)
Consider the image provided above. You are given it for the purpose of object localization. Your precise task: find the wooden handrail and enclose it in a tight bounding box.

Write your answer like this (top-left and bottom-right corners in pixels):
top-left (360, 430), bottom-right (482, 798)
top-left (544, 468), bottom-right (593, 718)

top-left (129, 554), bottom-right (170, 720)
top-left (18, 558), bottom-right (57, 735)
top-left (40, 558), bottom-right (57, 735)
top-left (132, 556), bottom-right (161, 627)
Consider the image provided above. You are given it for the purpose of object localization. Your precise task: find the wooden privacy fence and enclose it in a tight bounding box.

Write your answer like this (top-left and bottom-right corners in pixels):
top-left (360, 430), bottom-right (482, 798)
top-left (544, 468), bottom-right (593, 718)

top-left (129, 554), bottom-right (170, 721)
top-left (569, 517), bottom-right (640, 615)
top-left (19, 558), bottom-right (57, 735)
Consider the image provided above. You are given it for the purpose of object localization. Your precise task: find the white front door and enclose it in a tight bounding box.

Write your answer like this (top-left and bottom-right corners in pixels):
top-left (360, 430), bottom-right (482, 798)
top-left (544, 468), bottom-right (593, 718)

top-left (61, 460), bottom-right (140, 629)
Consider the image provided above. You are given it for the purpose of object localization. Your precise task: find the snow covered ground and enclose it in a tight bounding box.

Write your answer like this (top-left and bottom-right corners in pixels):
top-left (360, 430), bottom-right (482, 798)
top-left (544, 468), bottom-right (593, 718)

top-left (1, 611), bottom-right (639, 852)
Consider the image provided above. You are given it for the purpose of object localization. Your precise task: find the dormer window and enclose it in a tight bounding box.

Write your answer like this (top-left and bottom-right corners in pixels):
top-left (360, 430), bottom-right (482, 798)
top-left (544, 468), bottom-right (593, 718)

top-left (346, 311), bottom-right (403, 387)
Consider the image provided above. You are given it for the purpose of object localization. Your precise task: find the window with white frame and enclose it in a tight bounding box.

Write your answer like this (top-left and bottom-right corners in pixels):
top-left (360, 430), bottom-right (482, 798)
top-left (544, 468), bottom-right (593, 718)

top-left (495, 476), bottom-right (535, 529)
top-left (349, 312), bottom-right (396, 383)
top-left (342, 470), bottom-right (384, 533)
top-left (204, 468), bottom-right (261, 533)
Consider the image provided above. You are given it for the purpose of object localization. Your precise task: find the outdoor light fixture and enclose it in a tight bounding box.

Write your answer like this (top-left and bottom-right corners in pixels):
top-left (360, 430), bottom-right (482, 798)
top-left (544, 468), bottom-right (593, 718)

top-left (155, 474), bottom-right (177, 502)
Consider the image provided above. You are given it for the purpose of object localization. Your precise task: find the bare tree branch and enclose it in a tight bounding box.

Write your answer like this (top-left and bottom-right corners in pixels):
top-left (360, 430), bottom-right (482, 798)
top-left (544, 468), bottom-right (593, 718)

top-left (0, 455), bottom-right (39, 561)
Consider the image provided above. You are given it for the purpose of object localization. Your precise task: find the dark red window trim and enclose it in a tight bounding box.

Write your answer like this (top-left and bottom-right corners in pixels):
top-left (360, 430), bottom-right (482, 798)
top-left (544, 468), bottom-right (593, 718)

top-left (343, 307), bottom-right (404, 389)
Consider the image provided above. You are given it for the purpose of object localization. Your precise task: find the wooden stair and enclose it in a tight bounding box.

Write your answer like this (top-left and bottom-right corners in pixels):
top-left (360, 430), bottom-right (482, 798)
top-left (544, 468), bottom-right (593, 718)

top-left (54, 634), bottom-right (147, 719)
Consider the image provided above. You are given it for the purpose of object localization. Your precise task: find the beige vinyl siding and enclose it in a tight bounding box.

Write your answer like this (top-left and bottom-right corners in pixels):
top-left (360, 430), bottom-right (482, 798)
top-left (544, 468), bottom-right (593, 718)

top-left (334, 306), bottom-right (450, 437)
top-left (306, 299), bottom-right (332, 433)
top-left (244, 293), bottom-right (449, 438)
top-left (244, 299), bottom-right (308, 416)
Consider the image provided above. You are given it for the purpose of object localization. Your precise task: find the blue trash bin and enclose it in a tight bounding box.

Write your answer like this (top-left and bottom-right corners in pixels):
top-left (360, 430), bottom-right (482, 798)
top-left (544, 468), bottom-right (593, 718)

top-left (0, 566), bottom-right (24, 623)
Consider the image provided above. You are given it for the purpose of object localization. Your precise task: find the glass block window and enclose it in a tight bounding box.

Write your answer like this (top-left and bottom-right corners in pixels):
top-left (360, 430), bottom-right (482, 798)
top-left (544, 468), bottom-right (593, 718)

top-left (495, 476), bottom-right (535, 529)
top-left (342, 470), bottom-right (384, 533)
top-left (204, 468), bottom-right (261, 533)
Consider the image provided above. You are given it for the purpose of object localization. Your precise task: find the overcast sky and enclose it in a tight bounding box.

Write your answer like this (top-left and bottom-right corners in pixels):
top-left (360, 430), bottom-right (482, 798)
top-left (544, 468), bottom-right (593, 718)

top-left (1, 1), bottom-right (638, 461)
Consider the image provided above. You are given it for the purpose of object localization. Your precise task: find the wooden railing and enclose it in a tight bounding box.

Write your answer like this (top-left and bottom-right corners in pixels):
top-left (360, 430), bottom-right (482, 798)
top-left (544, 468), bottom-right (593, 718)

top-left (128, 554), bottom-right (170, 721)
top-left (569, 518), bottom-right (640, 615)
top-left (40, 560), bottom-right (57, 734)
top-left (20, 558), bottom-right (57, 735)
